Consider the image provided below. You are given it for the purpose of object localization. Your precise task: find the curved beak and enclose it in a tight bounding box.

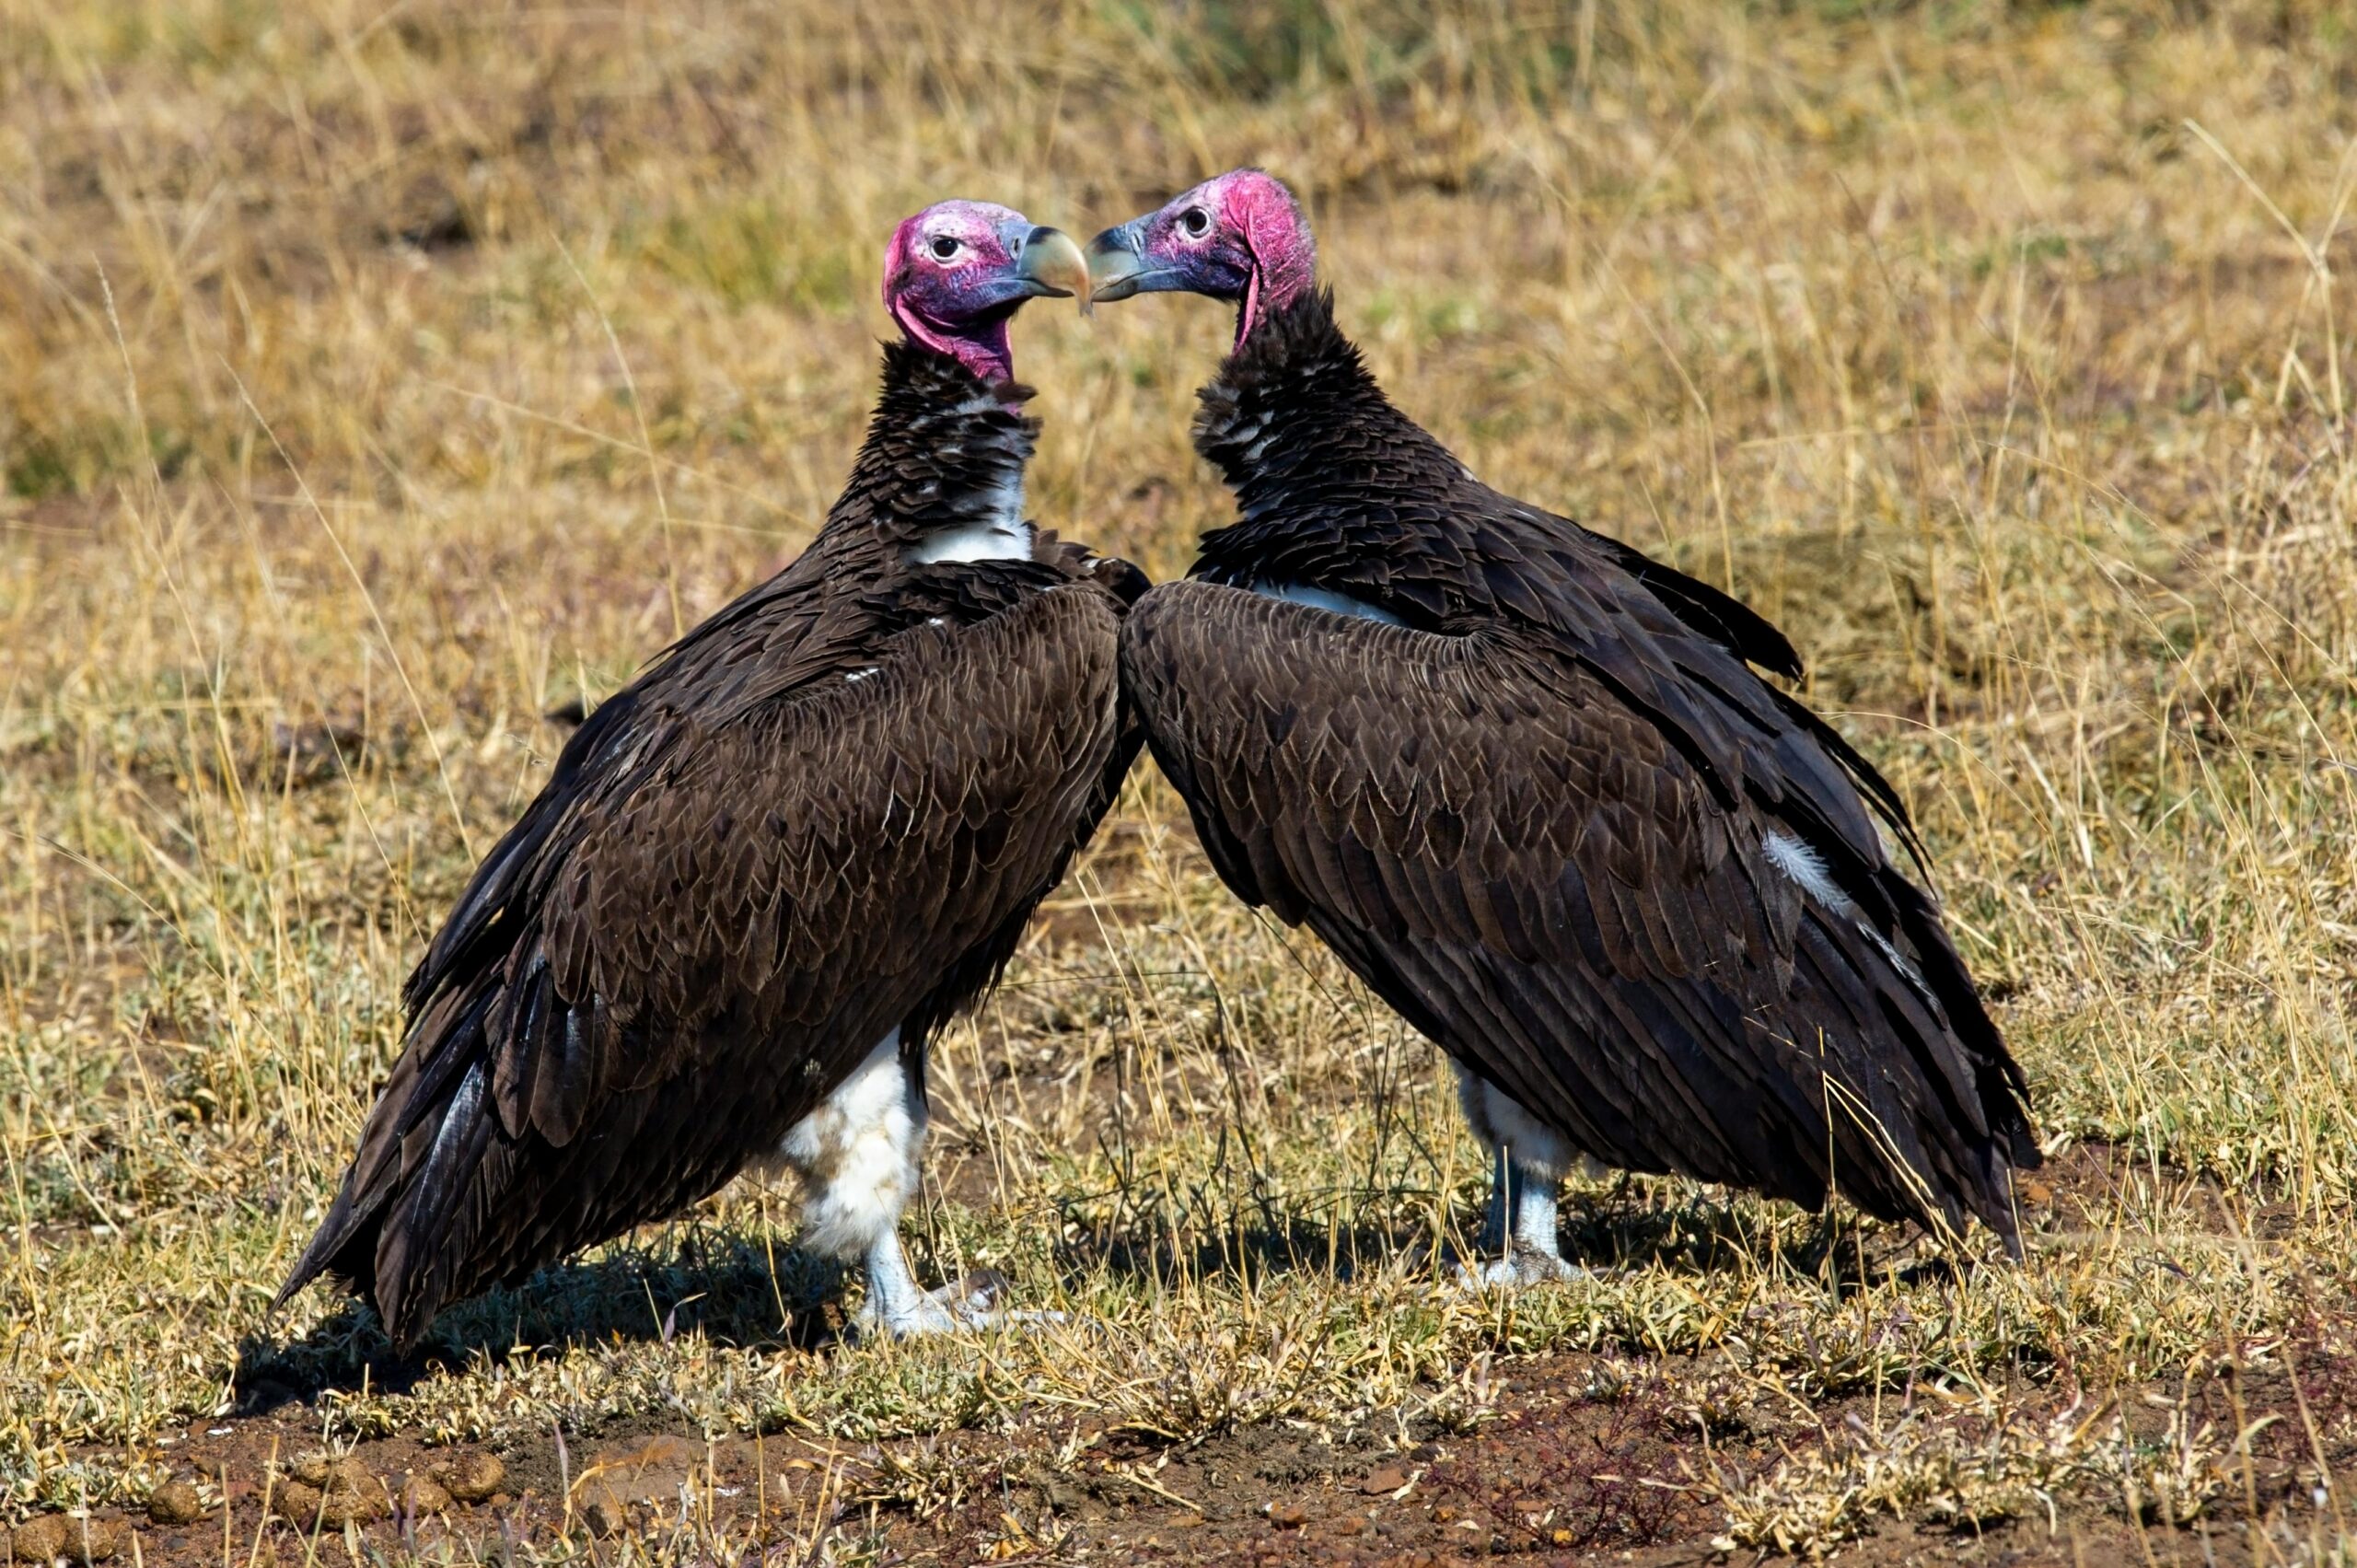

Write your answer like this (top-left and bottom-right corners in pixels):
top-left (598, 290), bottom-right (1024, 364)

top-left (1013, 226), bottom-right (1092, 314)
top-left (1086, 220), bottom-right (1161, 306)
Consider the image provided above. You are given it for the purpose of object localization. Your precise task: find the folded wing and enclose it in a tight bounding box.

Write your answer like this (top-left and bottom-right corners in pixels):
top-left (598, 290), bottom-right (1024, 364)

top-left (1122, 579), bottom-right (2030, 1246)
top-left (282, 583), bottom-right (1132, 1346)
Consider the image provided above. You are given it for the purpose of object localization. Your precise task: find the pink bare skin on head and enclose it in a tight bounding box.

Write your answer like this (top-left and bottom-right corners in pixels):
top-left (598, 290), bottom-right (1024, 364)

top-left (1212, 170), bottom-right (1317, 341)
top-left (1084, 168), bottom-right (1318, 347)
top-left (880, 200), bottom-right (1087, 392)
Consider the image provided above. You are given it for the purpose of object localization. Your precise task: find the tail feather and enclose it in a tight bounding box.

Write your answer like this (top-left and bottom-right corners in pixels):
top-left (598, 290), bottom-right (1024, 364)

top-left (274, 991), bottom-right (507, 1347)
top-left (372, 1058), bottom-right (496, 1351)
top-left (1883, 870), bottom-right (2040, 1174)
top-left (273, 1180), bottom-right (385, 1314)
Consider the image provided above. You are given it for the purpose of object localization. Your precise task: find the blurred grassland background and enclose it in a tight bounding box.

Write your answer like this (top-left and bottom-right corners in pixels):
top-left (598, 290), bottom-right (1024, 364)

top-left (4, 0), bottom-right (2357, 1551)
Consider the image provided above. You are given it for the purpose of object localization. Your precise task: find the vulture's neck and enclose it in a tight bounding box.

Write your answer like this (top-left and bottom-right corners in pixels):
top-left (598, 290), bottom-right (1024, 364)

top-left (1190, 293), bottom-right (1470, 607)
top-left (829, 339), bottom-right (1038, 565)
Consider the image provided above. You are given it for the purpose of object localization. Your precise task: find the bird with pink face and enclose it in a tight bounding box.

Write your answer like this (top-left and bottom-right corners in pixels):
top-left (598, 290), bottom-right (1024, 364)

top-left (278, 203), bottom-right (1147, 1349)
top-left (1090, 169), bottom-right (2039, 1283)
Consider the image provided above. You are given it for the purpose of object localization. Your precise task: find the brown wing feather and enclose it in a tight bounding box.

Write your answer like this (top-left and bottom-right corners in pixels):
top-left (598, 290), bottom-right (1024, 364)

top-left (282, 583), bottom-right (1131, 1348)
top-left (1122, 580), bottom-right (2026, 1245)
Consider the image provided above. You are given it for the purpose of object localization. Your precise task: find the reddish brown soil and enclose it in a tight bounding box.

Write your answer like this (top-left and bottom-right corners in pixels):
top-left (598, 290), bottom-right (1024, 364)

top-left (36, 1144), bottom-right (2357, 1566)
top-left (64, 1325), bottom-right (2355, 1568)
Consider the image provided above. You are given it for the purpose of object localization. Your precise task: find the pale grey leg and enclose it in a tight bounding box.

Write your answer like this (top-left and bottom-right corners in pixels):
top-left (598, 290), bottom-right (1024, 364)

top-left (855, 1227), bottom-right (1008, 1337)
top-left (1452, 1062), bottom-right (1594, 1288)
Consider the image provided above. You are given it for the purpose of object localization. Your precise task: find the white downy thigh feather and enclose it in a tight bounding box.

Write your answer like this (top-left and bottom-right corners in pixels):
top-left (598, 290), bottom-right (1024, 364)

top-left (777, 1029), bottom-right (926, 1261)
top-left (1451, 1060), bottom-right (1603, 1182)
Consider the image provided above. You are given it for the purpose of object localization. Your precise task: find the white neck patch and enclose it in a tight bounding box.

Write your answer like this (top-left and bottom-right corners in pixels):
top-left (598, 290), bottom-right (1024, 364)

top-left (909, 471), bottom-right (1032, 564)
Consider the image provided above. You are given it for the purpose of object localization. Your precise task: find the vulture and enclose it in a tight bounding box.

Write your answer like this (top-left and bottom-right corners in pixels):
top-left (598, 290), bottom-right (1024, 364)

top-left (279, 203), bottom-right (1144, 1348)
top-left (1086, 170), bottom-right (2038, 1283)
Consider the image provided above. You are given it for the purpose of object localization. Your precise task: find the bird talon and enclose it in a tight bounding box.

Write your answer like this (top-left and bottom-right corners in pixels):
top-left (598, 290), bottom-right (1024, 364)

top-left (933, 1267), bottom-right (1010, 1320)
top-left (935, 1274), bottom-right (1069, 1333)
top-left (1455, 1246), bottom-right (1589, 1292)
top-left (854, 1268), bottom-right (1025, 1339)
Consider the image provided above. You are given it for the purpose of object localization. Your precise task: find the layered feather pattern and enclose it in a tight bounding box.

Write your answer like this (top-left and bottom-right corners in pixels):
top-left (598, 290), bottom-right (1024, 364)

top-left (1124, 292), bottom-right (2036, 1249)
top-left (280, 343), bottom-right (1144, 1348)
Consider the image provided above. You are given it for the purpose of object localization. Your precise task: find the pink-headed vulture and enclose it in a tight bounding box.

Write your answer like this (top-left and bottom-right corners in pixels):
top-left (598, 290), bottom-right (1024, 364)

top-left (1087, 169), bottom-right (2036, 1282)
top-left (279, 203), bottom-right (1144, 1348)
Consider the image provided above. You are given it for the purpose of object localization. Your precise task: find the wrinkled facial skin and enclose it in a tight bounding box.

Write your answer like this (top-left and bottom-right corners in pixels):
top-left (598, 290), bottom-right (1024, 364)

top-left (1086, 169), bottom-right (1317, 346)
top-left (881, 201), bottom-right (1086, 388)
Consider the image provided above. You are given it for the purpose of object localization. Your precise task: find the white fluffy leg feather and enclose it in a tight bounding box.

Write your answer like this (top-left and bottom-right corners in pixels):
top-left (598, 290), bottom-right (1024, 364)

top-left (1451, 1063), bottom-right (1595, 1289)
top-left (775, 1031), bottom-right (1012, 1336)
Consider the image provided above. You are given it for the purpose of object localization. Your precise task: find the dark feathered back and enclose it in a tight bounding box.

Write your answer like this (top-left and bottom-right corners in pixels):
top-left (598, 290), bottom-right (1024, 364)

top-left (280, 345), bottom-right (1145, 1347)
top-left (1122, 290), bottom-right (2035, 1249)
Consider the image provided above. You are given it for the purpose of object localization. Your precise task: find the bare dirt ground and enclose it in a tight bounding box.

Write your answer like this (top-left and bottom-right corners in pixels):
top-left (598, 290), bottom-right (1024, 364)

top-left (39, 1145), bottom-right (2357, 1566)
top-left (64, 1346), bottom-right (2357, 1568)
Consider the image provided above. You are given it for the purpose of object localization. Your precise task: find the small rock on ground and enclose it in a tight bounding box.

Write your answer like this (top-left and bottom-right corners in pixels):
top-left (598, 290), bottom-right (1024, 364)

top-left (577, 1484), bottom-right (630, 1539)
top-left (147, 1481), bottom-right (210, 1526)
top-left (431, 1450), bottom-right (504, 1504)
top-left (397, 1474), bottom-right (452, 1516)
top-left (10, 1516), bottom-right (125, 1564)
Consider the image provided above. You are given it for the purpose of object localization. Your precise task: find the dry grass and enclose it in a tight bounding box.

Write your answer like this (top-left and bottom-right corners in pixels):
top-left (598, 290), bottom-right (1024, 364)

top-left (5, 0), bottom-right (2357, 1560)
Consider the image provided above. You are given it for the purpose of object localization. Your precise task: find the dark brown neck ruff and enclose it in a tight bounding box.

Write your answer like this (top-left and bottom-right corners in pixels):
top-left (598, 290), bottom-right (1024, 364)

top-left (1188, 292), bottom-right (1470, 619)
top-left (824, 339), bottom-right (1039, 556)
top-left (1196, 291), bottom-right (1448, 496)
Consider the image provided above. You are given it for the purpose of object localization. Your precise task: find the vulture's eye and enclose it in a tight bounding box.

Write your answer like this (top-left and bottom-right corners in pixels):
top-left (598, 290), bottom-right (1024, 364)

top-left (1178, 207), bottom-right (1212, 238)
top-left (928, 235), bottom-right (961, 261)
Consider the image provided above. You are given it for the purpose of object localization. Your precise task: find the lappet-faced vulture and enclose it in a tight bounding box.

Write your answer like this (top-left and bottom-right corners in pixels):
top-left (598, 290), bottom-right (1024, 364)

top-left (1087, 170), bottom-right (2036, 1282)
top-left (279, 203), bottom-right (1144, 1347)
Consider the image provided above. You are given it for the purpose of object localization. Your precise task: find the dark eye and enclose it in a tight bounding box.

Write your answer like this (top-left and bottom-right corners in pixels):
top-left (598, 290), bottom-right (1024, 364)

top-left (1178, 207), bottom-right (1212, 238)
top-left (929, 235), bottom-right (960, 261)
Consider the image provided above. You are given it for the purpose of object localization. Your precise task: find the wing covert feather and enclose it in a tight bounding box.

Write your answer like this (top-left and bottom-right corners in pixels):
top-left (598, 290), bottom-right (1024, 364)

top-left (1122, 580), bottom-right (2020, 1239)
top-left (284, 583), bottom-right (1131, 1344)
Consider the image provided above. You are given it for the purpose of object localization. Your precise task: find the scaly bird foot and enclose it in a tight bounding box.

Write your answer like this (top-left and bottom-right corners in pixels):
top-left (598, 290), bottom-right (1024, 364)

top-left (1455, 1245), bottom-right (1589, 1292)
top-left (855, 1267), bottom-right (1005, 1337)
top-left (856, 1269), bottom-right (1064, 1338)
